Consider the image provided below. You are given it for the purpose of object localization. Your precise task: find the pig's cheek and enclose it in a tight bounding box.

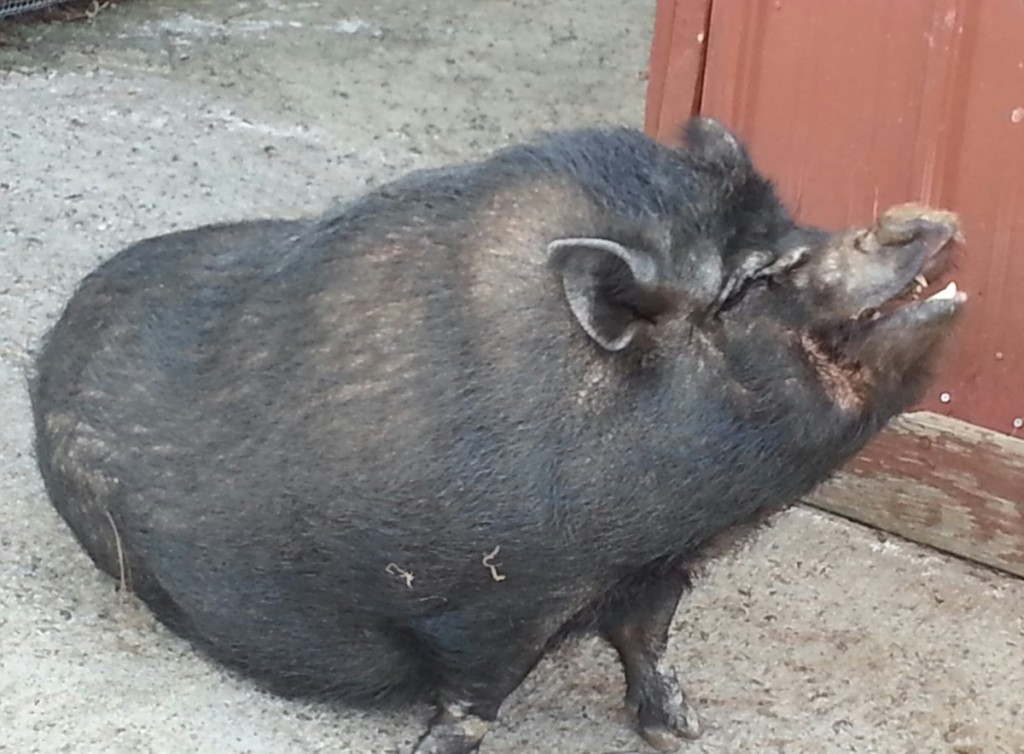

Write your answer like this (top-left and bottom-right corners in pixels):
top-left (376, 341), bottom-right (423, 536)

top-left (799, 333), bottom-right (870, 414)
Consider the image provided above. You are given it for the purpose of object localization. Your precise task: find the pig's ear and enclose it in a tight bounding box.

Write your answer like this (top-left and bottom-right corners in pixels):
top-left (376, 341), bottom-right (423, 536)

top-left (547, 238), bottom-right (674, 351)
top-left (681, 117), bottom-right (751, 174)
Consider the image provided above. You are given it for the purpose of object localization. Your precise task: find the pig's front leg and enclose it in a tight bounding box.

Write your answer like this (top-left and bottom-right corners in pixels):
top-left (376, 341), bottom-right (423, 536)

top-left (599, 563), bottom-right (701, 751)
top-left (408, 615), bottom-right (551, 754)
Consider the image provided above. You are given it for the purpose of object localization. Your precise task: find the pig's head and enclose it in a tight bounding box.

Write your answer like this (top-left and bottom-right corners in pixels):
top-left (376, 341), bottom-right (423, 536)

top-left (546, 117), bottom-right (965, 418)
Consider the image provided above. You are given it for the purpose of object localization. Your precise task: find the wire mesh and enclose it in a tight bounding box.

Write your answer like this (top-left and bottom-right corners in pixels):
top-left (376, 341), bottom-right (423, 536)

top-left (0, 0), bottom-right (72, 19)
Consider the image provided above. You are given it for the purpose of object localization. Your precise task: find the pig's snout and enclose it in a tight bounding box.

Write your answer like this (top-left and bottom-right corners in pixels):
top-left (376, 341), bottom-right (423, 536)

top-left (874, 204), bottom-right (961, 251)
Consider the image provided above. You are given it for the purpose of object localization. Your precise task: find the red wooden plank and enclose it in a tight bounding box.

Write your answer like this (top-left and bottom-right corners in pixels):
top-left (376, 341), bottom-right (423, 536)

top-left (644, 0), bottom-right (712, 143)
top-left (644, 0), bottom-right (678, 137)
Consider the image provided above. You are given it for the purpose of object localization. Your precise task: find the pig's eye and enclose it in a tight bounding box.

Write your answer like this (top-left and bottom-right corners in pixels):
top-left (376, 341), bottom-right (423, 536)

top-left (855, 307), bottom-right (881, 323)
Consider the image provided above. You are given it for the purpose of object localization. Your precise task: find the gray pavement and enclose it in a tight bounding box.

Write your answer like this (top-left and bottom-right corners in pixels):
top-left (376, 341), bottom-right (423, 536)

top-left (2, 2), bottom-right (1023, 752)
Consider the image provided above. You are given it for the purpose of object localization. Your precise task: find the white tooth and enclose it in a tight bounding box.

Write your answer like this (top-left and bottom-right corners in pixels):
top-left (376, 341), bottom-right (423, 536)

top-left (914, 274), bottom-right (928, 288)
top-left (927, 281), bottom-right (958, 301)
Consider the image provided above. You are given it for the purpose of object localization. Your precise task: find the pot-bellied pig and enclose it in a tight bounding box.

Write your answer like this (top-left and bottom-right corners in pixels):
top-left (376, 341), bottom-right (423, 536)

top-left (31, 117), bottom-right (965, 753)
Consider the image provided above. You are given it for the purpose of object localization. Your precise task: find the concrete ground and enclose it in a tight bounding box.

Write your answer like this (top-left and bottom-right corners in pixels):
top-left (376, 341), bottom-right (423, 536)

top-left (1, 1), bottom-right (1023, 752)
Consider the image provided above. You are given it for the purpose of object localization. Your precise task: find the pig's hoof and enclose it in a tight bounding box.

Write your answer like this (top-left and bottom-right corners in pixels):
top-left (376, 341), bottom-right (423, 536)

top-left (638, 707), bottom-right (702, 752)
top-left (412, 704), bottom-right (489, 754)
top-left (639, 715), bottom-right (701, 752)
top-left (412, 725), bottom-right (485, 754)
top-left (630, 666), bottom-right (702, 751)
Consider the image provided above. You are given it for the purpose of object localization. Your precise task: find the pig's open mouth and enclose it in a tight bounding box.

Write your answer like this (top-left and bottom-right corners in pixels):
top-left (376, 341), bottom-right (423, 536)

top-left (857, 277), bottom-right (963, 324)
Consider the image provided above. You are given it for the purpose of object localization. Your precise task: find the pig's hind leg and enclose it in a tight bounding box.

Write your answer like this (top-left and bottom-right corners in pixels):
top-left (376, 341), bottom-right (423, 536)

top-left (598, 561), bottom-right (701, 751)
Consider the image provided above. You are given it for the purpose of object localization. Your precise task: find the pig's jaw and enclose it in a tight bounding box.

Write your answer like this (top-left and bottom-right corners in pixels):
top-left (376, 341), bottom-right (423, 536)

top-left (810, 282), bottom-right (965, 416)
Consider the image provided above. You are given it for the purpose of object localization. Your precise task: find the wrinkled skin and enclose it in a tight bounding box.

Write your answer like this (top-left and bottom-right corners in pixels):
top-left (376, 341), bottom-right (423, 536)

top-left (30, 117), bottom-right (964, 753)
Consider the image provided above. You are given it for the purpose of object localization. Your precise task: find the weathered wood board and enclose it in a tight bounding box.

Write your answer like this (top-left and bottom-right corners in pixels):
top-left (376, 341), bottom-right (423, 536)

top-left (805, 412), bottom-right (1024, 578)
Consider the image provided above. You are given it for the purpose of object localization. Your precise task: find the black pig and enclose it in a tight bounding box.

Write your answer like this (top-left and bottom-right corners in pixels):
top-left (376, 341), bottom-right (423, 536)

top-left (30, 118), bottom-right (964, 753)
